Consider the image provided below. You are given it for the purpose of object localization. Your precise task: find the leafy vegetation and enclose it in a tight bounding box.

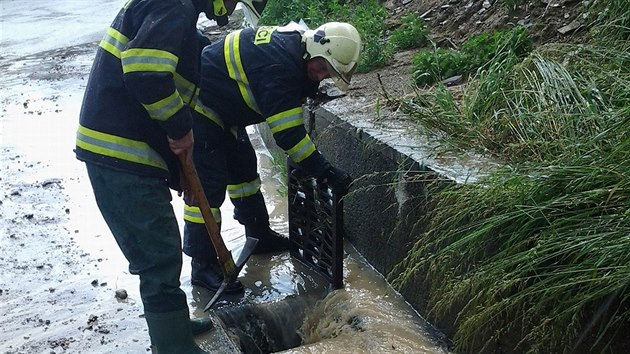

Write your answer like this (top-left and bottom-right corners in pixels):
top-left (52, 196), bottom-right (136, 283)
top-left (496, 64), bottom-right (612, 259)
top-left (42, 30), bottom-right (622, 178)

top-left (259, 0), bottom-right (392, 71)
top-left (389, 13), bottom-right (430, 51)
top-left (411, 48), bottom-right (463, 86)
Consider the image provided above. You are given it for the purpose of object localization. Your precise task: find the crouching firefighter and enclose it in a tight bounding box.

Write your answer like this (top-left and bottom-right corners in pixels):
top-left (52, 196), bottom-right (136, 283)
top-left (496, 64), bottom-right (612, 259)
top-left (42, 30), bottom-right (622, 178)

top-left (183, 22), bottom-right (362, 293)
top-left (74, 0), bottom-right (239, 352)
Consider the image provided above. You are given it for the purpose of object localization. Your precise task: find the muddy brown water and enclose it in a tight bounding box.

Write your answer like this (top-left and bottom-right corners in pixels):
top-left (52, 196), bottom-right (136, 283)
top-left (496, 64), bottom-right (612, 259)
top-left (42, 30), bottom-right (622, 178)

top-left (1, 6), bottom-right (450, 353)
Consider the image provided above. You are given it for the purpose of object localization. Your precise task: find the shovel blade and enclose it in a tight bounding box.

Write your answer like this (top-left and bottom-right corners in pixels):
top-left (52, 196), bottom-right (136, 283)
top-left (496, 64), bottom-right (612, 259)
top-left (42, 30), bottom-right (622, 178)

top-left (203, 237), bottom-right (259, 311)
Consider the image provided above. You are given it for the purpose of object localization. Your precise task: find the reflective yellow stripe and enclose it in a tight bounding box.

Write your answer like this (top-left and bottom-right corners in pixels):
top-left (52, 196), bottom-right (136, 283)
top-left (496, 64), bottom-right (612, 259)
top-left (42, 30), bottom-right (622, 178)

top-left (266, 107), bottom-right (303, 133)
top-left (99, 27), bottom-right (129, 58)
top-left (76, 125), bottom-right (168, 170)
top-left (224, 31), bottom-right (260, 113)
top-left (173, 73), bottom-right (196, 104)
top-left (193, 97), bottom-right (224, 128)
top-left (121, 48), bottom-right (178, 73)
top-left (287, 135), bottom-right (316, 163)
top-left (227, 177), bottom-right (261, 199)
top-left (142, 90), bottom-right (184, 121)
top-left (184, 204), bottom-right (221, 224)
top-left (173, 73), bottom-right (223, 128)
top-left (213, 0), bottom-right (227, 16)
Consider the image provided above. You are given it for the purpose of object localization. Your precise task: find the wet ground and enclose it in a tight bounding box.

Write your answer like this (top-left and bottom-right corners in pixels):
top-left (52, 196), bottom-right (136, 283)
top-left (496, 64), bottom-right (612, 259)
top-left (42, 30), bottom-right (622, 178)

top-left (1, 2), bottom-right (450, 353)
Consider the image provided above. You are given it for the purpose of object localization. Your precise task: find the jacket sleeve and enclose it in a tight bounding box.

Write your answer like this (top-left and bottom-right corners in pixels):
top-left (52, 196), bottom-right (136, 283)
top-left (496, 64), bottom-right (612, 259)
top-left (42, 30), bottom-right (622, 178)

top-left (250, 64), bottom-right (331, 177)
top-left (197, 30), bottom-right (212, 48)
top-left (120, 2), bottom-right (194, 139)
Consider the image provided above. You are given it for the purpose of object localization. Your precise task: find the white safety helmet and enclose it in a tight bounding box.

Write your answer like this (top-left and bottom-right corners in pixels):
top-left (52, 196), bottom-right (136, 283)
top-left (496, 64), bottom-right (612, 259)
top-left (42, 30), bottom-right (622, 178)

top-left (303, 22), bottom-right (362, 92)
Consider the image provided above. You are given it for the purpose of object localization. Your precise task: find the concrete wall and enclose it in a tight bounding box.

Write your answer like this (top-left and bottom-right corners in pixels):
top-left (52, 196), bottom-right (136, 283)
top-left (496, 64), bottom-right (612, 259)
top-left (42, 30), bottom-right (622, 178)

top-left (301, 107), bottom-right (451, 335)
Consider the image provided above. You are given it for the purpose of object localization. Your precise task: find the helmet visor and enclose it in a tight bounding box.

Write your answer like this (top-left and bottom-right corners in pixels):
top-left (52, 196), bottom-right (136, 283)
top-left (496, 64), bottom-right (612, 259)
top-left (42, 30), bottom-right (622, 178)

top-left (325, 59), bottom-right (357, 93)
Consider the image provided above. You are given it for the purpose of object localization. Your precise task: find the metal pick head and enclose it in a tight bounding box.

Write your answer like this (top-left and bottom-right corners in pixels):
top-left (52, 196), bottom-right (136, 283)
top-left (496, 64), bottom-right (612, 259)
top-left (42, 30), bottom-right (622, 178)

top-left (202, 237), bottom-right (258, 311)
top-left (204, 281), bottom-right (228, 312)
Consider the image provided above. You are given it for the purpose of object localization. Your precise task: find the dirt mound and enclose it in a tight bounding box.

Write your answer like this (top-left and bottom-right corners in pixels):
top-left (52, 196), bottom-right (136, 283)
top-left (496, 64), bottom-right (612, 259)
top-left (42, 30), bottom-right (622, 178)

top-left (387, 0), bottom-right (585, 46)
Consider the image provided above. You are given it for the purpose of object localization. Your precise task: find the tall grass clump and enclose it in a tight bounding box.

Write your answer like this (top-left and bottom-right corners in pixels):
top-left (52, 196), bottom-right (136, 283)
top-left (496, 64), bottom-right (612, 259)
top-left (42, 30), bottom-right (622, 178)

top-left (392, 149), bottom-right (630, 352)
top-left (586, 0), bottom-right (630, 41)
top-left (411, 47), bottom-right (463, 86)
top-left (389, 13), bottom-right (430, 51)
top-left (401, 39), bottom-right (630, 164)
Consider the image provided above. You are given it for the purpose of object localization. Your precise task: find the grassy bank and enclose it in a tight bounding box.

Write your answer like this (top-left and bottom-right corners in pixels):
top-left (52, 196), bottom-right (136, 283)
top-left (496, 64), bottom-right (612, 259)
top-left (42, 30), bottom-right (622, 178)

top-left (261, 0), bottom-right (630, 352)
top-left (390, 0), bottom-right (630, 352)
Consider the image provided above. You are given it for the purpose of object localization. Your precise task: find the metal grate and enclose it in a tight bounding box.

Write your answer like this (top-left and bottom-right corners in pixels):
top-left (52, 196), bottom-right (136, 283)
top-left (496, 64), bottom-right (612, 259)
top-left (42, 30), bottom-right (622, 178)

top-left (287, 159), bottom-right (344, 290)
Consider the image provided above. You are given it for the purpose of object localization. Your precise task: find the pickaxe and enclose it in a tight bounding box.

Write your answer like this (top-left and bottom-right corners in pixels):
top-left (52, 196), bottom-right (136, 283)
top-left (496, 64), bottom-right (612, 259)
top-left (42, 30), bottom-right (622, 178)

top-left (178, 154), bottom-right (258, 310)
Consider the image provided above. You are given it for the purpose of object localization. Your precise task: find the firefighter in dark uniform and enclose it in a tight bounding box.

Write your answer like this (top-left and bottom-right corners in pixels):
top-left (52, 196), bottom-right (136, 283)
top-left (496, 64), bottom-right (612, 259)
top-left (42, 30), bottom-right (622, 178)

top-left (184, 22), bottom-right (362, 292)
top-left (74, 1), bottom-right (239, 352)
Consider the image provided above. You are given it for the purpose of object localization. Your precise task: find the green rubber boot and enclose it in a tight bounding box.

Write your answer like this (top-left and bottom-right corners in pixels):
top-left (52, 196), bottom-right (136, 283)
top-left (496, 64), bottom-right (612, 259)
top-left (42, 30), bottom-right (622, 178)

top-left (190, 317), bottom-right (214, 336)
top-left (145, 309), bottom-right (209, 354)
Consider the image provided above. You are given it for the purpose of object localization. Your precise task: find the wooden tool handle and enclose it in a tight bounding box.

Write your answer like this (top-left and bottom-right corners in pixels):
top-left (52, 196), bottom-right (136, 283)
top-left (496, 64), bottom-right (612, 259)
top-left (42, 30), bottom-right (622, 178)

top-left (178, 154), bottom-right (235, 274)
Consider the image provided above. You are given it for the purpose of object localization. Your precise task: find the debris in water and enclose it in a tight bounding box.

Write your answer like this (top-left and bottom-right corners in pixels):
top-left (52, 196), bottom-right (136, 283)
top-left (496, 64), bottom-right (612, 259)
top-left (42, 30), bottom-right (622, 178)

top-left (41, 178), bottom-right (62, 187)
top-left (115, 289), bottom-right (128, 300)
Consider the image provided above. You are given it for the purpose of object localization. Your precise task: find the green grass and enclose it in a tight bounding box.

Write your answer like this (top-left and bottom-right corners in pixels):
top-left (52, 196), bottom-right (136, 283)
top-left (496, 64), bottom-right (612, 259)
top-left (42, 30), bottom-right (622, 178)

top-left (258, 0), bottom-right (392, 72)
top-left (392, 152), bottom-right (630, 352)
top-left (389, 13), bottom-right (430, 51)
top-left (401, 39), bottom-right (630, 164)
top-left (270, 150), bottom-right (289, 197)
top-left (586, 0), bottom-right (630, 41)
top-left (412, 47), bottom-right (463, 86)
top-left (411, 26), bottom-right (532, 86)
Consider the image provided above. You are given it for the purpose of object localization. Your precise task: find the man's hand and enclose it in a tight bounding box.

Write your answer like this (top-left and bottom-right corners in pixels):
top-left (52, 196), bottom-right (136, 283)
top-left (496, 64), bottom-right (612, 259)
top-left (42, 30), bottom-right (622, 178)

top-left (169, 130), bottom-right (194, 199)
top-left (168, 129), bottom-right (193, 156)
top-left (181, 174), bottom-right (197, 206)
top-left (318, 166), bottom-right (353, 196)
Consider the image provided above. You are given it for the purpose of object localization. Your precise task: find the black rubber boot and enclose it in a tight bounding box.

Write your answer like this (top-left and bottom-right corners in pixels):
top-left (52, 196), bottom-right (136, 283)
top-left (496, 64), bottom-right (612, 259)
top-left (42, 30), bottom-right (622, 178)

top-left (191, 259), bottom-right (244, 294)
top-left (245, 224), bottom-right (292, 255)
top-left (190, 317), bottom-right (214, 336)
top-left (145, 309), bottom-right (208, 354)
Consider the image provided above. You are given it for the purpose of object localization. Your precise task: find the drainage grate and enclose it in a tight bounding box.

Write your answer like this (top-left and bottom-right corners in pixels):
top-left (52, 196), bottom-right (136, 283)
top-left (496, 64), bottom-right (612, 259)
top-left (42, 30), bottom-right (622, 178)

top-left (287, 159), bottom-right (344, 290)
